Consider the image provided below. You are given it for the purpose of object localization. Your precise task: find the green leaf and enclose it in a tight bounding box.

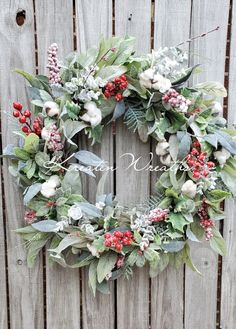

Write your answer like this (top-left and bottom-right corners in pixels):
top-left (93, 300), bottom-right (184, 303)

top-left (203, 134), bottom-right (218, 148)
top-left (89, 260), bottom-right (98, 296)
top-left (144, 248), bottom-right (160, 262)
top-left (172, 65), bottom-right (199, 86)
top-left (78, 202), bottom-right (102, 217)
top-left (24, 183), bottom-right (42, 205)
top-left (99, 97), bottom-right (116, 118)
top-left (24, 133), bottom-right (40, 153)
top-left (190, 221), bottom-right (204, 240)
top-left (97, 252), bottom-right (117, 283)
top-left (63, 119), bottom-right (88, 145)
top-left (98, 65), bottom-right (127, 81)
top-left (177, 132), bottom-right (191, 160)
top-left (110, 100), bottom-right (126, 121)
top-left (14, 147), bottom-right (30, 160)
top-left (27, 234), bottom-right (51, 267)
top-left (15, 68), bottom-right (43, 89)
top-left (32, 220), bottom-right (58, 232)
top-left (167, 213), bottom-right (189, 232)
top-left (149, 253), bottom-right (169, 278)
top-left (74, 150), bottom-right (104, 167)
top-left (195, 81), bottom-right (227, 97)
top-left (207, 189), bottom-right (230, 202)
top-left (61, 167), bottom-right (82, 194)
top-left (35, 152), bottom-right (50, 168)
top-left (162, 240), bottom-right (185, 252)
top-left (49, 235), bottom-right (82, 255)
top-left (127, 249), bottom-right (138, 266)
top-left (210, 227), bottom-right (227, 256)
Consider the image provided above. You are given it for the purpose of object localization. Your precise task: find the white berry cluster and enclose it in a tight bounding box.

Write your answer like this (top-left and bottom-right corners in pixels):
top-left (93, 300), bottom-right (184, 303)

top-left (46, 43), bottom-right (61, 85)
top-left (162, 88), bottom-right (191, 113)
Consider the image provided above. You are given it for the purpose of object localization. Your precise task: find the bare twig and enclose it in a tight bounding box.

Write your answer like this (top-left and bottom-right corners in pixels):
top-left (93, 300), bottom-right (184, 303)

top-left (176, 26), bottom-right (220, 47)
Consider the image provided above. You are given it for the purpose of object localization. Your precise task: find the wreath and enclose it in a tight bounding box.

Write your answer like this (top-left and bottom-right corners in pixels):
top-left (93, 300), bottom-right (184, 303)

top-left (4, 35), bottom-right (236, 295)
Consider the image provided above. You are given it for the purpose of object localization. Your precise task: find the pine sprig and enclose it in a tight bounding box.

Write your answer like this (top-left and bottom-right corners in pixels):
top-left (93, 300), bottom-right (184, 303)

top-left (124, 107), bottom-right (146, 132)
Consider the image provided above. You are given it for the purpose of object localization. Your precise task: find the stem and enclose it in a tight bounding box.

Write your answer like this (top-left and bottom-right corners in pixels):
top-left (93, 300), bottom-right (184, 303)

top-left (176, 26), bottom-right (220, 47)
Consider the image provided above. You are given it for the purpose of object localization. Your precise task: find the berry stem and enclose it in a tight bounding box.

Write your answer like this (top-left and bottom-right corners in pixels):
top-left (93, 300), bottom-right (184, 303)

top-left (176, 26), bottom-right (220, 47)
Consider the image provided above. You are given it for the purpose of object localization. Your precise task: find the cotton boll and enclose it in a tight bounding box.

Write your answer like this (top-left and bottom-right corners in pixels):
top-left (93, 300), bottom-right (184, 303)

top-left (214, 148), bottom-right (231, 165)
top-left (152, 73), bottom-right (171, 93)
top-left (68, 204), bottom-right (83, 220)
top-left (41, 182), bottom-right (56, 198)
top-left (211, 101), bottom-right (223, 116)
top-left (181, 180), bottom-right (197, 199)
top-left (139, 68), bottom-right (154, 89)
top-left (43, 101), bottom-right (60, 117)
top-left (155, 141), bottom-right (169, 156)
top-left (48, 175), bottom-right (61, 188)
top-left (80, 101), bottom-right (102, 127)
top-left (160, 154), bottom-right (172, 166)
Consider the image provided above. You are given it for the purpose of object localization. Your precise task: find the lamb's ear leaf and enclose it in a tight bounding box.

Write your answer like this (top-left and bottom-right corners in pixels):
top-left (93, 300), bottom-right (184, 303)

top-left (172, 65), bottom-right (200, 86)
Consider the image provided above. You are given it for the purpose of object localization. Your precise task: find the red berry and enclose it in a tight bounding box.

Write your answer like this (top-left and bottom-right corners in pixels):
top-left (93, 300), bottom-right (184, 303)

top-left (191, 148), bottom-right (199, 156)
top-left (19, 116), bottom-right (26, 124)
top-left (111, 236), bottom-right (118, 244)
top-left (115, 243), bottom-right (123, 251)
top-left (114, 77), bottom-right (122, 84)
top-left (114, 231), bottom-right (123, 239)
top-left (13, 110), bottom-right (20, 118)
top-left (198, 154), bottom-right (205, 161)
top-left (21, 126), bottom-right (29, 133)
top-left (24, 110), bottom-right (31, 117)
top-left (104, 232), bottom-right (111, 239)
top-left (115, 93), bottom-right (123, 102)
top-left (124, 231), bottom-right (133, 238)
top-left (203, 170), bottom-right (209, 177)
top-left (104, 90), bottom-right (111, 98)
top-left (106, 82), bottom-right (114, 91)
top-left (193, 171), bottom-right (201, 179)
top-left (33, 122), bottom-right (40, 130)
top-left (105, 240), bottom-right (112, 247)
top-left (187, 159), bottom-right (195, 167)
top-left (207, 161), bottom-right (215, 168)
top-left (122, 237), bottom-right (132, 246)
top-left (13, 102), bottom-right (23, 111)
top-left (193, 141), bottom-right (201, 148)
top-left (120, 75), bottom-right (127, 81)
top-left (120, 81), bottom-right (128, 89)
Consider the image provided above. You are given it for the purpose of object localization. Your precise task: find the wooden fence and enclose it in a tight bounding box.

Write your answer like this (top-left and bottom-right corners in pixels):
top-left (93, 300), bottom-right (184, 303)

top-left (0, 0), bottom-right (235, 328)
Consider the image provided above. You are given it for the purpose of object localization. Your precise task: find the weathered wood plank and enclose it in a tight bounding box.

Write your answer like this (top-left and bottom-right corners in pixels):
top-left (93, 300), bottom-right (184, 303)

top-left (0, 165), bottom-right (8, 329)
top-left (185, 1), bottom-right (230, 328)
top-left (220, 1), bottom-right (236, 327)
top-left (151, 2), bottom-right (191, 328)
top-left (115, 1), bottom-right (151, 328)
top-left (0, 1), bottom-right (44, 328)
top-left (75, 1), bottom-right (115, 329)
top-left (34, 2), bottom-right (82, 329)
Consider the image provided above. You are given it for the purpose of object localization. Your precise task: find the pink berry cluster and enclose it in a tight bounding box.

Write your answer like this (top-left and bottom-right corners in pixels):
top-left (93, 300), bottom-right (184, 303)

top-left (104, 230), bottom-right (133, 251)
top-left (116, 255), bottom-right (125, 268)
top-left (24, 210), bottom-right (36, 224)
top-left (186, 141), bottom-right (215, 180)
top-left (46, 43), bottom-right (61, 85)
top-left (149, 208), bottom-right (169, 222)
top-left (46, 124), bottom-right (64, 152)
top-left (198, 200), bottom-right (214, 240)
top-left (162, 88), bottom-right (191, 112)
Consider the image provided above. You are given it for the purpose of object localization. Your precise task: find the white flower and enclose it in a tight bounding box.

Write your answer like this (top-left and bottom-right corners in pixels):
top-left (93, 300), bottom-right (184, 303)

top-left (214, 148), bottom-right (231, 165)
top-left (139, 68), bottom-right (154, 89)
top-left (152, 72), bottom-right (171, 93)
top-left (41, 175), bottom-right (61, 198)
top-left (43, 101), bottom-right (60, 117)
top-left (181, 180), bottom-right (197, 199)
top-left (96, 201), bottom-right (105, 210)
top-left (160, 154), bottom-right (172, 166)
top-left (211, 101), bottom-right (223, 115)
top-left (155, 141), bottom-right (169, 156)
top-left (68, 204), bottom-right (83, 220)
top-left (80, 101), bottom-right (102, 127)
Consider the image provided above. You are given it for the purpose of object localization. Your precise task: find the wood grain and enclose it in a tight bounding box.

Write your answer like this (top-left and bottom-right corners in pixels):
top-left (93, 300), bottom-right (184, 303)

top-left (34, 2), bottom-right (82, 329)
top-left (75, 1), bottom-right (115, 329)
top-left (151, 2), bottom-right (192, 328)
top-left (0, 165), bottom-right (8, 329)
top-left (185, 1), bottom-right (230, 328)
top-left (220, 1), bottom-right (236, 327)
top-left (115, 1), bottom-right (151, 328)
top-left (0, 1), bottom-right (44, 328)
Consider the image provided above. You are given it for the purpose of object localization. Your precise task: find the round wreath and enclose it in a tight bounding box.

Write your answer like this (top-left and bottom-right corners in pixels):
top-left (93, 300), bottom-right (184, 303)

top-left (4, 35), bottom-right (236, 295)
